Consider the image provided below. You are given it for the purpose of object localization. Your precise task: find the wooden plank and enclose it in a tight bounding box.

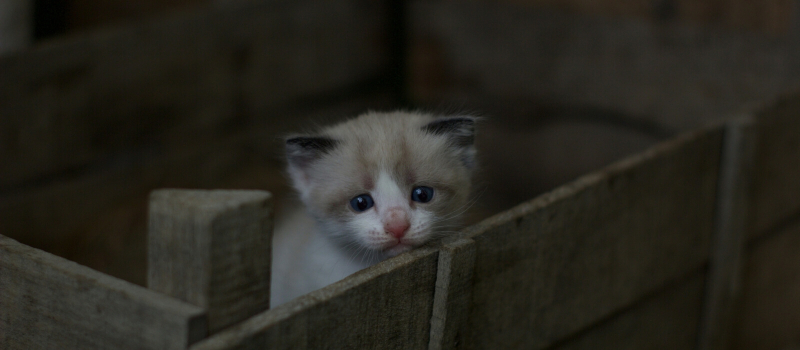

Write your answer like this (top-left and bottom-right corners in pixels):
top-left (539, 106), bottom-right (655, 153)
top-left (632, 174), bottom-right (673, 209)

top-left (408, 1), bottom-right (800, 132)
top-left (429, 238), bottom-right (477, 350)
top-left (732, 220), bottom-right (800, 350)
top-left (0, 0), bottom-right (389, 189)
top-left (698, 118), bottom-right (755, 350)
top-left (453, 127), bottom-right (722, 349)
top-left (190, 247), bottom-right (440, 350)
top-left (550, 272), bottom-right (706, 350)
top-left (148, 189), bottom-right (272, 334)
top-left (751, 92), bottom-right (800, 237)
top-left (0, 234), bottom-right (207, 349)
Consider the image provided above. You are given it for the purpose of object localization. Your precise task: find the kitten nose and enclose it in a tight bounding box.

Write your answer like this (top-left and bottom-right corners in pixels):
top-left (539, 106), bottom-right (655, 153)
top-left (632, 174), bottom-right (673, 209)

top-left (386, 221), bottom-right (410, 239)
top-left (384, 208), bottom-right (409, 239)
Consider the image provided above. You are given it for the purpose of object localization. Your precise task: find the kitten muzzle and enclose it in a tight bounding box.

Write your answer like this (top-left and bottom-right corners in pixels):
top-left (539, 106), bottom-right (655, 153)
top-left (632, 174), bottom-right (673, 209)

top-left (383, 208), bottom-right (410, 239)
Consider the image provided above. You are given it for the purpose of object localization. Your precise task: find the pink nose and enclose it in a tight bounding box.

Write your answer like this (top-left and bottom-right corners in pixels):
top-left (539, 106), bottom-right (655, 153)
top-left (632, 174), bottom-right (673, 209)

top-left (386, 221), bottom-right (410, 239)
top-left (384, 208), bottom-right (409, 239)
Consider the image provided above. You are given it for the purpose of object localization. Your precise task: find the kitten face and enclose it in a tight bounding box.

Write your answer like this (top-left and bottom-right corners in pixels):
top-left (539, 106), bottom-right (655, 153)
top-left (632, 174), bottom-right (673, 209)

top-left (286, 111), bottom-right (476, 260)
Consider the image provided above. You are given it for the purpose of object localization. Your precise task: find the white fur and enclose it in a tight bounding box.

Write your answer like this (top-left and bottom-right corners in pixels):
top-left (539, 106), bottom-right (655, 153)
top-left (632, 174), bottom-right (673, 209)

top-left (271, 111), bottom-right (476, 307)
top-left (270, 205), bottom-right (371, 306)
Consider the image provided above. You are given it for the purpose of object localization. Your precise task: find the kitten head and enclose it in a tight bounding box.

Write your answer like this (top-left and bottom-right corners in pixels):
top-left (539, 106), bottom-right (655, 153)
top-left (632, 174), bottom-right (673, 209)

top-left (285, 111), bottom-right (476, 260)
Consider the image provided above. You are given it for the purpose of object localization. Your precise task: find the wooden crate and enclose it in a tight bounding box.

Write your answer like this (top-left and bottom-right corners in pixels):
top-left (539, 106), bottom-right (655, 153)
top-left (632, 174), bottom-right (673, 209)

top-left (0, 116), bottom-right (770, 349)
top-left (2, 1), bottom-right (800, 349)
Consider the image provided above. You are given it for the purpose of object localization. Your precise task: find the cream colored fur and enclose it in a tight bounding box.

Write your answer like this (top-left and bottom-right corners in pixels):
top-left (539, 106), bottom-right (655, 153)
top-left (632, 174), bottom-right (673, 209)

top-left (271, 111), bottom-right (476, 307)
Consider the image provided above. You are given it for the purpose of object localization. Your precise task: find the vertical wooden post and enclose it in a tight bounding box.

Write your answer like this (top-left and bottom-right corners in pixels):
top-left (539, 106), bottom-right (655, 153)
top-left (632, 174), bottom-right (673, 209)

top-left (148, 189), bottom-right (273, 335)
top-left (429, 237), bottom-right (476, 350)
top-left (698, 118), bottom-right (756, 350)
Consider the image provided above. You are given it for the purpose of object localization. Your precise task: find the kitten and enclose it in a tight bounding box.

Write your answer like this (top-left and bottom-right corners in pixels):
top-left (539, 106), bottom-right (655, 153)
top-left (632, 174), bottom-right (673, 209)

top-left (270, 111), bottom-right (477, 306)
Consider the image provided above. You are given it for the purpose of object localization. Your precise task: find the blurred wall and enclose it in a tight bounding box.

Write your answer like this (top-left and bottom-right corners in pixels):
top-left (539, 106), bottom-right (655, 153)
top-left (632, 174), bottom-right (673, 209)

top-left (503, 0), bottom-right (794, 33)
top-left (68, 0), bottom-right (209, 30)
top-left (0, 0), bottom-right (32, 54)
top-left (31, 0), bottom-right (797, 39)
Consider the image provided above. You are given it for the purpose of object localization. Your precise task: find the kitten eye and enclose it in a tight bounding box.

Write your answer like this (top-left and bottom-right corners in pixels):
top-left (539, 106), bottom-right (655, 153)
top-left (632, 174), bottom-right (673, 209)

top-left (350, 194), bottom-right (374, 212)
top-left (411, 186), bottom-right (434, 203)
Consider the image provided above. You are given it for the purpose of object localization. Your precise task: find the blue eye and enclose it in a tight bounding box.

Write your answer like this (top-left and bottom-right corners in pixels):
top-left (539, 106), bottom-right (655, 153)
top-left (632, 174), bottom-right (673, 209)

top-left (411, 186), bottom-right (434, 203)
top-left (350, 194), bottom-right (374, 212)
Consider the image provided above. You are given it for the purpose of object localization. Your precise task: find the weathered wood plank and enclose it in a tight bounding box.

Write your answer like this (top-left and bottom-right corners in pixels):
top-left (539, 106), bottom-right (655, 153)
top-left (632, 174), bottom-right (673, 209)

top-left (454, 127), bottom-right (722, 349)
top-left (148, 189), bottom-right (272, 334)
top-left (0, 0), bottom-right (388, 189)
top-left (190, 247), bottom-right (440, 350)
top-left (409, 1), bottom-right (800, 131)
top-left (732, 219), bottom-right (800, 350)
top-left (0, 234), bottom-right (207, 349)
top-left (550, 272), bottom-right (706, 350)
top-left (429, 238), bottom-right (477, 350)
top-left (751, 92), bottom-right (800, 237)
top-left (698, 118), bottom-right (755, 350)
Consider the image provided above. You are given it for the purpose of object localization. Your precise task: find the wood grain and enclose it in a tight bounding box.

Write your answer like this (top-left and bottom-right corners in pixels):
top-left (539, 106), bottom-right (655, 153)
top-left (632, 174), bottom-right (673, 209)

top-left (453, 127), bottom-right (722, 349)
top-left (551, 272), bottom-right (706, 350)
top-left (0, 234), bottom-right (207, 349)
top-left (429, 238), bottom-right (477, 350)
top-left (190, 247), bottom-right (440, 350)
top-left (733, 220), bottom-right (800, 350)
top-left (148, 189), bottom-right (272, 334)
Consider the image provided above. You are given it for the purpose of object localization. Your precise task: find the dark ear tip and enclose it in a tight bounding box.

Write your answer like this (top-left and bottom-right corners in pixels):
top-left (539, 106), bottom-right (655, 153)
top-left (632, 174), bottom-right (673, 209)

top-left (285, 137), bottom-right (308, 147)
top-left (449, 117), bottom-right (475, 127)
top-left (423, 116), bottom-right (477, 136)
top-left (285, 136), bottom-right (337, 151)
top-left (439, 116), bottom-right (476, 125)
top-left (285, 136), bottom-right (338, 168)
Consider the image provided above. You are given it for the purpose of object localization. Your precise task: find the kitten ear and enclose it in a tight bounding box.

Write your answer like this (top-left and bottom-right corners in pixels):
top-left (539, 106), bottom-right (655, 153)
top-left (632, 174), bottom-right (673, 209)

top-left (285, 136), bottom-right (338, 168)
top-left (423, 116), bottom-right (477, 169)
top-left (285, 136), bottom-right (338, 197)
top-left (422, 116), bottom-right (476, 147)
